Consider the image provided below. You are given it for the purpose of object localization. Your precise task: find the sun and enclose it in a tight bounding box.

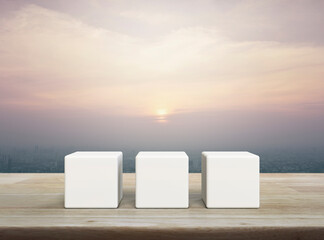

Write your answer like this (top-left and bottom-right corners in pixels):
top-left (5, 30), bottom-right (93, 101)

top-left (156, 109), bottom-right (167, 116)
top-left (155, 108), bottom-right (168, 123)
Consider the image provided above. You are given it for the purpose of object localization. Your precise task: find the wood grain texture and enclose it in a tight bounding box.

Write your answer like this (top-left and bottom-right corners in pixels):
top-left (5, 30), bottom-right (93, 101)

top-left (0, 173), bottom-right (323, 240)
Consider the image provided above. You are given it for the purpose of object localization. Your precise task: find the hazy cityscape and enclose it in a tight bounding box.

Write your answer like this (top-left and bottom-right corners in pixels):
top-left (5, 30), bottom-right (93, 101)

top-left (1, 2), bottom-right (324, 175)
top-left (1, 146), bottom-right (323, 173)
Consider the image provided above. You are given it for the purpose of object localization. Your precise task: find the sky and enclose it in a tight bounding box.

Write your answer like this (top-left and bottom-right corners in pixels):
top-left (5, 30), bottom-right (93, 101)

top-left (0, 0), bottom-right (324, 151)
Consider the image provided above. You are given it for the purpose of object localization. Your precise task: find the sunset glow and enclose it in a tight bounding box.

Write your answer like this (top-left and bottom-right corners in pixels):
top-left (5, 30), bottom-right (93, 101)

top-left (0, 2), bottom-right (323, 117)
top-left (0, 0), bottom-right (323, 149)
top-left (155, 109), bottom-right (168, 123)
top-left (156, 109), bottom-right (167, 116)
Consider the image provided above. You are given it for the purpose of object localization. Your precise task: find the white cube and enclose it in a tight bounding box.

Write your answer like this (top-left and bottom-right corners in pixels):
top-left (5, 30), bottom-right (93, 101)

top-left (65, 151), bottom-right (123, 208)
top-left (136, 151), bottom-right (189, 208)
top-left (202, 151), bottom-right (259, 208)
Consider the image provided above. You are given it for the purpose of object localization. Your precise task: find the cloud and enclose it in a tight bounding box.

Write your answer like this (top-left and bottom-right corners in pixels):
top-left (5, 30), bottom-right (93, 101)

top-left (0, 4), bottom-right (324, 116)
top-left (120, 10), bottom-right (180, 25)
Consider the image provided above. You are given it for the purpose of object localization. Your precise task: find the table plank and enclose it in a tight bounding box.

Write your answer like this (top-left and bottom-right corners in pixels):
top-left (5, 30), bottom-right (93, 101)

top-left (0, 173), bottom-right (323, 239)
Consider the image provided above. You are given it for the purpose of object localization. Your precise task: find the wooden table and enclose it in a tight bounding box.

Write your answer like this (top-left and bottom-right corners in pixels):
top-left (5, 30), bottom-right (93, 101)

top-left (0, 173), bottom-right (323, 239)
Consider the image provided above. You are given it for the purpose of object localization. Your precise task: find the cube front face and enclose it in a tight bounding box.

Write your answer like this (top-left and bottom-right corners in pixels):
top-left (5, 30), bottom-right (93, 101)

top-left (202, 152), bottom-right (259, 208)
top-left (136, 152), bottom-right (189, 208)
top-left (65, 152), bottom-right (122, 208)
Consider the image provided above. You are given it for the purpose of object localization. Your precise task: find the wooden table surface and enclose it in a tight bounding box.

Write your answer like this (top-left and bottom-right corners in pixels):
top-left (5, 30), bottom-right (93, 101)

top-left (0, 173), bottom-right (323, 240)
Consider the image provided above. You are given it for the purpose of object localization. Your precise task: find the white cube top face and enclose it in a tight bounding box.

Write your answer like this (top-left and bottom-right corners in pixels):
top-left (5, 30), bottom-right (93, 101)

top-left (66, 151), bottom-right (122, 158)
top-left (136, 151), bottom-right (188, 158)
top-left (202, 151), bottom-right (260, 208)
top-left (65, 151), bottom-right (123, 208)
top-left (136, 151), bottom-right (189, 208)
top-left (203, 151), bottom-right (259, 158)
